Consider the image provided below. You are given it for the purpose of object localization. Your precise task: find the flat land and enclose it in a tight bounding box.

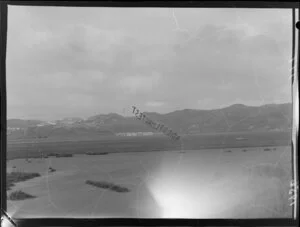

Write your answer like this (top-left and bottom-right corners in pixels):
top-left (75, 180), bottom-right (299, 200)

top-left (6, 131), bottom-right (293, 218)
top-left (7, 131), bottom-right (291, 160)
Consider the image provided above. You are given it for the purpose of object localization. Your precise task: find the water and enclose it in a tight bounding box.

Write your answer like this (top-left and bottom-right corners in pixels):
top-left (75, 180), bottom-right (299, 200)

top-left (7, 146), bottom-right (292, 218)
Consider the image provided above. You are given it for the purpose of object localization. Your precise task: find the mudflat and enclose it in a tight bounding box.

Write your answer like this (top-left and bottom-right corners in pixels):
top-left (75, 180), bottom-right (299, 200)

top-left (7, 145), bottom-right (292, 218)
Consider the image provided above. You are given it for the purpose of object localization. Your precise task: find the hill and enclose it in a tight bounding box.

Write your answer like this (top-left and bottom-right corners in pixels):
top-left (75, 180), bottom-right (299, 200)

top-left (7, 103), bottom-right (292, 141)
top-left (7, 119), bottom-right (44, 128)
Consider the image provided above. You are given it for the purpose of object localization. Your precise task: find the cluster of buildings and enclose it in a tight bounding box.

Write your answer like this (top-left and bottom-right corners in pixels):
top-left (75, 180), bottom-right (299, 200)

top-left (115, 132), bottom-right (154, 137)
top-left (7, 127), bottom-right (21, 131)
top-left (36, 121), bottom-right (56, 127)
top-left (7, 127), bottom-right (22, 135)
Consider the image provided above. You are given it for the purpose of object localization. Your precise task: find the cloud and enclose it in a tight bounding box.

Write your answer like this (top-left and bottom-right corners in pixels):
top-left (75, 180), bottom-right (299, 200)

top-left (146, 101), bottom-right (165, 107)
top-left (21, 29), bottom-right (54, 49)
top-left (197, 98), bottom-right (215, 110)
top-left (118, 72), bottom-right (162, 94)
top-left (65, 94), bottom-right (95, 108)
top-left (6, 6), bottom-right (292, 119)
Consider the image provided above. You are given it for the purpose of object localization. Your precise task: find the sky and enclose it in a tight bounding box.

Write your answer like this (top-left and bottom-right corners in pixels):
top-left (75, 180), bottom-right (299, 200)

top-left (6, 6), bottom-right (295, 120)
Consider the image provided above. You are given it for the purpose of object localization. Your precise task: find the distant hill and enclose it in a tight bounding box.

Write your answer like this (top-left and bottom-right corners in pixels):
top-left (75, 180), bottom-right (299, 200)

top-left (7, 103), bottom-right (292, 141)
top-left (7, 119), bottom-right (44, 128)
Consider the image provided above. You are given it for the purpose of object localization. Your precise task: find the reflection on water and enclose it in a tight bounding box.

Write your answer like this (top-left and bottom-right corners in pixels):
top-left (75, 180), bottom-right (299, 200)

top-left (7, 147), bottom-right (292, 218)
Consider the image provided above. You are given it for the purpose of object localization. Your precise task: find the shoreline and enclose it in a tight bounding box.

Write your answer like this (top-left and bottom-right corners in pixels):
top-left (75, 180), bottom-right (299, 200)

top-left (6, 131), bottom-right (291, 161)
top-left (6, 144), bottom-right (290, 161)
top-left (7, 130), bottom-right (291, 144)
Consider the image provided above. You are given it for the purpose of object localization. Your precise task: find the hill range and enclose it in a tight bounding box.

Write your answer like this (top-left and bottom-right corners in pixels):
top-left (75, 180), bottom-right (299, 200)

top-left (7, 103), bottom-right (292, 141)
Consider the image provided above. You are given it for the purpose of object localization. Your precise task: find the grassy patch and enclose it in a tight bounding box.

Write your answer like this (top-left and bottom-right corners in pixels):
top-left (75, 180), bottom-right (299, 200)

top-left (48, 167), bottom-right (56, 173)
top-left (7, 172), bottom-right (41, 190)
top-left (8, 190), bottom-right (36, 200)
top-left (86, 180), bottom-right (130, 193)
top-left (7, 131), bottom-right (291, 161)
top-left (47, 153), bottom-right (57, 157)
top-left (55, 153), bottom-right (73, 158)
top-left (86, 152), bottom-right (108, 155)
top-left (46, 153), bottom-right (73, 157)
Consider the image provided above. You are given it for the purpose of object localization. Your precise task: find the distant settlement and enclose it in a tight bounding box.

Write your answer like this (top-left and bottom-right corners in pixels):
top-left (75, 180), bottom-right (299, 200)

top-left (132, 106), bottom-right (180, 141)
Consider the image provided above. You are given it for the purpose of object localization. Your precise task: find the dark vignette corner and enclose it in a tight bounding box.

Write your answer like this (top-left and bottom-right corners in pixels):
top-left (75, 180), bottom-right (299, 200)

top-left (0, 1), bottom-right (8, 214)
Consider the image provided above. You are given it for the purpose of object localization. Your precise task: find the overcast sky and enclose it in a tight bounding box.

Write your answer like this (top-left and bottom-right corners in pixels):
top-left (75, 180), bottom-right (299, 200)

top-left (7, 6), bottom-right (294, 120)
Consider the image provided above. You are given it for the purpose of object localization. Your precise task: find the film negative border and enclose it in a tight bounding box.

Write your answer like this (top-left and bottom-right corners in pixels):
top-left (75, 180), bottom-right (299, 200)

top-left (1, 1), bottom-right (299, 227)
top-left (1, 0), bottom-right (300, 8)
top-left (291, 7), bottom-right (300, 220)
top-left (0, 0), bottom-right (8, 217)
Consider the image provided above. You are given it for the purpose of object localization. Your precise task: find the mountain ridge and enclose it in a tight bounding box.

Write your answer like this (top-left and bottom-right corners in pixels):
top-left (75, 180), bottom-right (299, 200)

top-left (7, 102), bottom-right (292, 140)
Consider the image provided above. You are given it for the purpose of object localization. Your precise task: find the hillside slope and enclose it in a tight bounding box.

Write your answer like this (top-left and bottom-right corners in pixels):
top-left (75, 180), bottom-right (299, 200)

top-left (7, 103), bottom-right (292, 140)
